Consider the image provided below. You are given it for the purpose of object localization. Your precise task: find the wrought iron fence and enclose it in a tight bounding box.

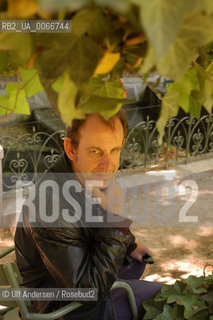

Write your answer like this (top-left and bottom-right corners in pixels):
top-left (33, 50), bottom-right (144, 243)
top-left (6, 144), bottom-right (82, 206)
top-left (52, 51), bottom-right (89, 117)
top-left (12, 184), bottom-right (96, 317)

top-left (120, 114), bottom-right (213, 169)
top-left (1, 126), bottom-right (65, 190)
top-left (1, 114), bottom-right (213, 190)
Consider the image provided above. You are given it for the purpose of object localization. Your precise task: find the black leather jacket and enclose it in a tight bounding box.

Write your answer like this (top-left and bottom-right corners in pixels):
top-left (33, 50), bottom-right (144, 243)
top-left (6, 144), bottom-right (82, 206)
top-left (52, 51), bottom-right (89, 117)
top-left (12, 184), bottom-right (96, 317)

top-left (15, 153), bottom-right (136, 320)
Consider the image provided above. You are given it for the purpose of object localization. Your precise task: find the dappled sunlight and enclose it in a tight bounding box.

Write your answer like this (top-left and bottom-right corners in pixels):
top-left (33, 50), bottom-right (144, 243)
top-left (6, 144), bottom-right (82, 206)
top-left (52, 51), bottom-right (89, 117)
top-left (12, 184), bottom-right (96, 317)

top-left (146, 170), bottom-right (177, 180)
top-left (143, 274), bottom-right (176, 285)
top-left (0, 305), bottom-right (7, 310)
top-left (199, 189), bottom-right (213, 196)
top-left (143, 260), bottom-right (204, 285)
top-left (168, 235), bottom-right (197, 249)
top-left (133, 225), bottom-right (213, 287)
top-left (143, 259), bottom-right (208, 285)
top-left (0, 238), bottom-right (14, 247)
top-left (197, 227), bottom-right (213, 237)
top-left (0, 228), bottom-right (14, 249)
top-left (161, 260), bottom-right (204, 278)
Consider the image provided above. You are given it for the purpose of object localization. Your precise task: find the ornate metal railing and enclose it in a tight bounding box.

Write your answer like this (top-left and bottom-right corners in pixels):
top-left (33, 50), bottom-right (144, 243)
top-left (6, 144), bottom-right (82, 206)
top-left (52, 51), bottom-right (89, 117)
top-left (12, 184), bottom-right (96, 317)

top-left (1, 126), bottom-right (65, 190)
top-left (1, 114), bottom-right (213, 190)
top-left (120, 114), bottom-right (213, 169)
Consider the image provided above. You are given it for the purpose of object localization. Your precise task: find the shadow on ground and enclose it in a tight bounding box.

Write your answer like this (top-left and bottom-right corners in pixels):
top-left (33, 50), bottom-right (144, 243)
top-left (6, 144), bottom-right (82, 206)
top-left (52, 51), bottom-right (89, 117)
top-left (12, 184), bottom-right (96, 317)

top-left (0, 226), bottom-right (213, 284)
top-left (132, 226), bottom-right (213, 284)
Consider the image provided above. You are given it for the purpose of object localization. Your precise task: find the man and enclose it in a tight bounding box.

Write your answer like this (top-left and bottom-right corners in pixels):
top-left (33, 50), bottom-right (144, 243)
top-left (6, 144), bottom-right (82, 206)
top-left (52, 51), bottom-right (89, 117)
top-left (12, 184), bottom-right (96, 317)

top-left (15, 110), bottom-right (161, 320)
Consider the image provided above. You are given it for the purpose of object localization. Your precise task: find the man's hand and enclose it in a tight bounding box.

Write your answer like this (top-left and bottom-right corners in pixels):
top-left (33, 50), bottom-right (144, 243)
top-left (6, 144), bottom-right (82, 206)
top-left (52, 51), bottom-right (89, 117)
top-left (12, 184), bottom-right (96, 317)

top-left (130, 243), bottom-right (153, 263)
top-left (92, 181), bottom-right (124, 215)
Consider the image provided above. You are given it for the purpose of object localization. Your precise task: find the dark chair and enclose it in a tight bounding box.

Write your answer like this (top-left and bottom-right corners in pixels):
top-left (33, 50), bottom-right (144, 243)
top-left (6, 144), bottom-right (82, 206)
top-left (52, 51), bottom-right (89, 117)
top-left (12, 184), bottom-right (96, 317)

top-left (0, 245), bottom-right (138, 320)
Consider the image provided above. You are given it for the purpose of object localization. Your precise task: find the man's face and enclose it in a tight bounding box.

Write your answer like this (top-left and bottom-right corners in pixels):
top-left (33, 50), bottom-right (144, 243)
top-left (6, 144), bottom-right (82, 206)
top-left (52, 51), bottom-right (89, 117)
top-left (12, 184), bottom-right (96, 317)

top-left (66, 114), bottom-right (124, 188)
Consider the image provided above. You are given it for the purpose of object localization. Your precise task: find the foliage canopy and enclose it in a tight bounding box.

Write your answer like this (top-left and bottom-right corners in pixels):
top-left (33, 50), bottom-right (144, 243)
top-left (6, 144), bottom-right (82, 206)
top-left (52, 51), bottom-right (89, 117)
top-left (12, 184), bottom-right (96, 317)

top-left (0, 0), bottom-right (213, 135)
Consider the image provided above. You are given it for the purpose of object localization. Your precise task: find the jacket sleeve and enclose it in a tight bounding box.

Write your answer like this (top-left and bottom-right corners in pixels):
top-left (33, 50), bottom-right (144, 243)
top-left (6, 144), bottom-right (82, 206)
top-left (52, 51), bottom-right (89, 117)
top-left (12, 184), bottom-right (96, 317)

top-left (126, 230), bottom-right (137, 254)
top-left (31, 225), bottom-right (134, 300)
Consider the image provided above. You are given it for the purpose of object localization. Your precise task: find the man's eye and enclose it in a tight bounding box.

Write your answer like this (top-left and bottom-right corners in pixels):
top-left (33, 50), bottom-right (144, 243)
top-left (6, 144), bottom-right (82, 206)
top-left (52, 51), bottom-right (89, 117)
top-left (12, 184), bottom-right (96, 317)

top-left (90, 149), bottom-right (101, 155)
top-left (111, 148), bottom-right (120, 154)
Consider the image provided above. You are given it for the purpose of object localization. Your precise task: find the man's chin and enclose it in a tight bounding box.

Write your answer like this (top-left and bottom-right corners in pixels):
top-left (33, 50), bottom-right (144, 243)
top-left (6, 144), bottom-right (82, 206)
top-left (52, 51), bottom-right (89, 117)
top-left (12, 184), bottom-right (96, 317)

top-left (99, 179), bottom-right (113, 189)
top-left (75, 172), bottom-right (116, 189)
top-left (87, 173), bottom-right (115, 188)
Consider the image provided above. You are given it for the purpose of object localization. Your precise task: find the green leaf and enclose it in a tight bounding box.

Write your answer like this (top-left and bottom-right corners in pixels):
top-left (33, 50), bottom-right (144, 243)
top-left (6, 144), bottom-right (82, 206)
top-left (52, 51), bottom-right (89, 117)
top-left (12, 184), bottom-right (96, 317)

top-left (167, 295), bottom-right (207, 319)
top-left (173, 305), bottom-right (185, 320)
top-left (202, 0), bottom-right (213, 14)
top-left (58, 72), bottom-right (85, 126)
top-left (155, 304), bottom-right (176, 320)
top-left (140, 46), bottom-right (156, 75)
top-left (72, 7), bottom-right (110, 42)
top-left (86, 77), bottom-right (124, 99)
top-left (67, 36), bottom-right (103, 85)
top-left (94, 0), bottom-right (131, 13)
top-left (5, 83), bottom-right (30, 115)
top-left (173, 68), bottom-right (200, 113)
top-left (157, 12), bottom-right (213, 80)
top-left (7, 0), bottom-right (38, 18)
top-left (6, 83), bottom-right (30, 114)
top-left (7, 50), bottom-right (24, 69)
top-left (36, 45), bottom-right (69, 80)
top-left (188, 97), bottom-right (201, 120)
top-left (21, 68), bottom-right (44, 97)
top-left (140, 0), bottom-right (186, 59)
top-left (0, 51), bottom-right (9, 72)
top-left (195, 65), bottom-right (213, 113)
top-left (185, 276), bottom-right (207, 294)
top-left (35, 33), bottom-right (75, 81)
top-left (142, 300), bottom-right (164, 319)
top-left (188, 0), bottom-right (213, 14)
top-left (52, 74), bottom-right (65, 92)
top-left (35, 33), bottom-right (73, 50)
top-left (203, 98), bottom-right (213, 113)
top-left (157, 68), bottom-right (202, 133)
top-left (209, 301), bottom-right (213, 314)
top-left (203, 274), bottom-right (213, 286)
top-left (183, 297), bottom-right (207, 319)
top-left (183, 68), bottom-right (200, 92)
top-left (0, 33), bottom-right (33, 65)
top-left (161, 282), bottom-right (185, 298)
top-left (167, 294), bottom-right (182, 304)
top-left (38, 0), bottom-right (89, 11)
top-left (57, 72), bottom-right (125, 125)
top-left (0, 95), bottom-right (10, 115)
top-left (157, 85), bottom-right (179, 141)
top-left (153, 292), bottom-right (167, 302)
top-left (200, 289), bottom-right (213, 303)
top-left (77, 94), bottom-right (123, 120)
top-left (188, 309), bottom-right (209, 320)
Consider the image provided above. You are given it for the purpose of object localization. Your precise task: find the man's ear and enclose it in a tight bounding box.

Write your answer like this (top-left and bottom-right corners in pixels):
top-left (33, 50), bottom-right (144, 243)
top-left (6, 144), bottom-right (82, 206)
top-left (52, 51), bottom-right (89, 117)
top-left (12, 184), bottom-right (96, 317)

top-left (64, 137), bottom-right (76, 161)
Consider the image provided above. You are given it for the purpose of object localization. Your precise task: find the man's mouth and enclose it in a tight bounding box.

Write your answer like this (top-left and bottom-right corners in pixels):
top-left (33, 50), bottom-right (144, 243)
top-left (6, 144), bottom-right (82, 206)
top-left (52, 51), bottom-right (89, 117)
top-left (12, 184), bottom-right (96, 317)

top-left (91, 173), bottom-right (114, 180)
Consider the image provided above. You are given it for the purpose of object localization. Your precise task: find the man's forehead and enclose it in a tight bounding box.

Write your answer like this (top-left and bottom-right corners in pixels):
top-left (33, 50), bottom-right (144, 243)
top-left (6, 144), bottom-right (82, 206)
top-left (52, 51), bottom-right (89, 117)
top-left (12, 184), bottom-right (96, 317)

top-left (80, 114), bottom-right (123, 134)
top-left (78, 114), bottom-right (124, 145)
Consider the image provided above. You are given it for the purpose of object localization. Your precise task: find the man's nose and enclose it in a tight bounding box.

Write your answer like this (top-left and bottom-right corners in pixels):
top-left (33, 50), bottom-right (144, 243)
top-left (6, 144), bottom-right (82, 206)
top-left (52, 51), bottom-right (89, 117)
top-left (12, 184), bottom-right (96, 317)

top-left (99, 153), bottom-right (113, 170)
